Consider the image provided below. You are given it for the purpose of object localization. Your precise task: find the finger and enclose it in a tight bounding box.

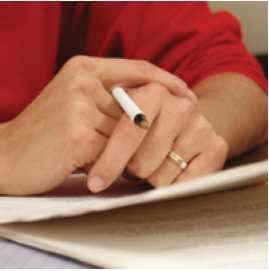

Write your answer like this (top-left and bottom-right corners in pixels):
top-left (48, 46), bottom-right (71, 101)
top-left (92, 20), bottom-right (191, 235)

top-left (148, 137), bottom-right (199, 188)
top-left (92, 108), bottom-right (117, 137)
top-left (87, 83), bottom-right (163, 193)
top-left (73, 98), bottom-right (117, 137)
top-left (147, 115), bottom-right (213, 187)
top-left (71, 127), bottom-right (108, 168)
top-left (176, 137), bottom-right (228, 183)
top-left (86, 131), bottom-right (108, 164)
top-left (90, 78), bottom-right (123, 119)
top-left (175, 152), bottom-right (220, 183)
top-left (98, 58), bottom-right (197, 103)
top-left (62, 63), bottom-right (123, 120)
top-left (73, 56), bottom-right (196, 101)
top-left (127, 95), bottom-right (195, 179)
top-left (81, 131), bottom-right (108, 176)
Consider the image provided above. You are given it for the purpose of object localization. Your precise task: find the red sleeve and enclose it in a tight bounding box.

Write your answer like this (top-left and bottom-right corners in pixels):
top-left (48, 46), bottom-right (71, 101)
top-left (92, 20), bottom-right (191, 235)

top-left (86, 2), bottom-right (267, 93)
top-left (0, 2), bottom-right (63, 122)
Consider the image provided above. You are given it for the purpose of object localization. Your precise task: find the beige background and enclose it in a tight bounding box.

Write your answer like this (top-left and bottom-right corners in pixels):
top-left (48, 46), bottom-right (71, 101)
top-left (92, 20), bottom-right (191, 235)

top-left (210, 1), bottom-right (268, 54)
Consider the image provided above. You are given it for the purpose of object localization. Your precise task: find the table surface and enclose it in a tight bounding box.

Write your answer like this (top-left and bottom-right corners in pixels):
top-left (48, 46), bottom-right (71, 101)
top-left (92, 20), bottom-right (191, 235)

top-left (0, 238), bottom-right (92, 269)
top-left (0, 146), bottom-right (267, 269)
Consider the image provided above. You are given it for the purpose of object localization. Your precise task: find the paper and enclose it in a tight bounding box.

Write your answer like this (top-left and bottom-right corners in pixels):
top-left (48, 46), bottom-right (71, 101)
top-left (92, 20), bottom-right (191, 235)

top-left (0, 184), bottom-right (267, 268)
top-left (0, 160), bottom-right (267, 224)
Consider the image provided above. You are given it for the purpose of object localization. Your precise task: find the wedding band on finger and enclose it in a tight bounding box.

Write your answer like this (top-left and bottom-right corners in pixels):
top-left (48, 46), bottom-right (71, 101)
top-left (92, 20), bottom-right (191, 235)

top-left (168, 151), bottom-right (188, 170)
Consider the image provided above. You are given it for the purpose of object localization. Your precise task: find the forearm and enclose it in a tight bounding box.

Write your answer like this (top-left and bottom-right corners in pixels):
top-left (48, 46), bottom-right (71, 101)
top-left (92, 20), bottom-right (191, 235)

top-left (0, 122), bottom-right (11, 193)
top-left (192, 73), bottom-right (267, 159)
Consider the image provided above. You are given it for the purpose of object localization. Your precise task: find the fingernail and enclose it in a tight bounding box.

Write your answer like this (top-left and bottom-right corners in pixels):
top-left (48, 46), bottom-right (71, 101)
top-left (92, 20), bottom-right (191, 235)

top-left (89, 176), bottom-right (106, 193)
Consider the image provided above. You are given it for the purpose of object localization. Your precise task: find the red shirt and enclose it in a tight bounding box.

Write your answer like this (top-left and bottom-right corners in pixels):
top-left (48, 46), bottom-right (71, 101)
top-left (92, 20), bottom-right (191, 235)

top-left (0, 2), bottom-right (267, 122)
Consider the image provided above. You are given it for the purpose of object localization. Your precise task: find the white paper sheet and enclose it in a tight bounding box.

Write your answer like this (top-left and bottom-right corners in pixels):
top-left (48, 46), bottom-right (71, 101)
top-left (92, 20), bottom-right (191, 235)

top-left (0, 160), bottom-right (267, 224)
top-left (0, 184), bottom-right (267, 268)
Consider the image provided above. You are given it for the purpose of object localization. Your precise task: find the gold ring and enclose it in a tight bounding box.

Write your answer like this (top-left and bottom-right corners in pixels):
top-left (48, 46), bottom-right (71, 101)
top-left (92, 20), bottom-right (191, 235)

top-left (168, 151), bottom-right (188, 170)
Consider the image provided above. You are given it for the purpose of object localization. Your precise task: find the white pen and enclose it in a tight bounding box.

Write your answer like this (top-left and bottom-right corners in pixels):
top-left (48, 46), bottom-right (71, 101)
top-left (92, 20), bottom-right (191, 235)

top-left (111, 86), bottom-right (149, 129)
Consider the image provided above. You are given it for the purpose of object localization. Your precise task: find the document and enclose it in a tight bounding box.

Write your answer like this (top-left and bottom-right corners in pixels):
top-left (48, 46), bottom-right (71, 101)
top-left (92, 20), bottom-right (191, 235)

top-left (0, 184), bottom-right (267, 268)
top-left (0, 160), bottom-right (267, 224)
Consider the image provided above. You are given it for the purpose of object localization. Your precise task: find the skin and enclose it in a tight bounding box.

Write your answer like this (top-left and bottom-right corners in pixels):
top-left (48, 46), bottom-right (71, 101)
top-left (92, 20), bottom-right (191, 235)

top-left (193, 73), bottom-right (268, 158)
top-left (0, 56), bottom-right (193, 195)
top-left (88, 84), bottom-right (228, 191)
top-left (88, 72), bottom-right (267, 192)
top-left (0, 57), bottom-right (267, 195)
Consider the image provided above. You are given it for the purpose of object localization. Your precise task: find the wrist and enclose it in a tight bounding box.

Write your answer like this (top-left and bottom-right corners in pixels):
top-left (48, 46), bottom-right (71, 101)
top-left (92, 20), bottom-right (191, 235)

top-left (193, 73), bottom-right (268, 159)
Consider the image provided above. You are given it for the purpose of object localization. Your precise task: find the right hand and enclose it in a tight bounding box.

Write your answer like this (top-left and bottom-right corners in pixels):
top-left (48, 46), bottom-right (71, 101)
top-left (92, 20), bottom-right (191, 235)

top-left (0, 56), bottom-right (193, 195)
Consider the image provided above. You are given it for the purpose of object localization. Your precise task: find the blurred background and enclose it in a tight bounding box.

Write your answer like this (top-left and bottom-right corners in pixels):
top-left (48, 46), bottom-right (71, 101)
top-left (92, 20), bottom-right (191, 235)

top-left (210, 1), bottom-right (268, 77)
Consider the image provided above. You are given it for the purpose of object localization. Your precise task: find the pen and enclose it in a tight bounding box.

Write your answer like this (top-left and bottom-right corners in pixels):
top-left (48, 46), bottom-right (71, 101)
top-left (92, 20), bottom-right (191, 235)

top-left (111, 86), bottom-right (149, 129)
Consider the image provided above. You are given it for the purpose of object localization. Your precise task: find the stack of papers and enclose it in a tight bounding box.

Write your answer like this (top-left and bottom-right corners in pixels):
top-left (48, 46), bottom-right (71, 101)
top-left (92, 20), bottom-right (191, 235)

top-left (0, 160), bottom-right (267, 268)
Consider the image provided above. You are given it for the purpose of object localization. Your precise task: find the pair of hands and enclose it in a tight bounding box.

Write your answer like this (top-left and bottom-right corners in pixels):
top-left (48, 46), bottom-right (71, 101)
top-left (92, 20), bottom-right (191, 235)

top-left (0, 56), bottom-right (228, 195)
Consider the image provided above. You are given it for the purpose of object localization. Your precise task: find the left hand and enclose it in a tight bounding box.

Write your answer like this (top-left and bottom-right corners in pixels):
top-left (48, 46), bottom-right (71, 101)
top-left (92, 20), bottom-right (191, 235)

top-left (88, 83), bottom-right (229, 192)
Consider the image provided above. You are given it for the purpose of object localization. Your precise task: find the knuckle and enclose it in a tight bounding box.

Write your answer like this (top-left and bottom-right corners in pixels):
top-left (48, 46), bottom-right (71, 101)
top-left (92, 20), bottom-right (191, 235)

top-left (71, 98), bottom-right (90, 116)
top-left (69, 73), bottom-right (98, 97)
top-left (148, 175), bottom-right (166, 188)
top-left (147, 82), bottom-right (168, 96)
top-left (87, 130), bottom-right (99, 148)
top-left (136, 59), bottom-right (156, 75)
top-left (127, 159), bottom-right (150, 179)
top-left (130, 83), bottom-right (167, 107)
top-left (87, 77), bottom-right (102, 94)
top-left (194, 115), bottom-right (212, 134)
top-left (214, 136), bottom-right (229, 157)
top-left (69, 74), bottom-right (87, 90)
top-left (137, 59), bottom-right (152, 69)
top-left (64, 55), bottom-right (89, 71)
top-left (178, 98), bottom-right (195, 115)
top-left (65, 55), bottom-right (99, 74)
top-left (67, 122), bottom-right (90, 146)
